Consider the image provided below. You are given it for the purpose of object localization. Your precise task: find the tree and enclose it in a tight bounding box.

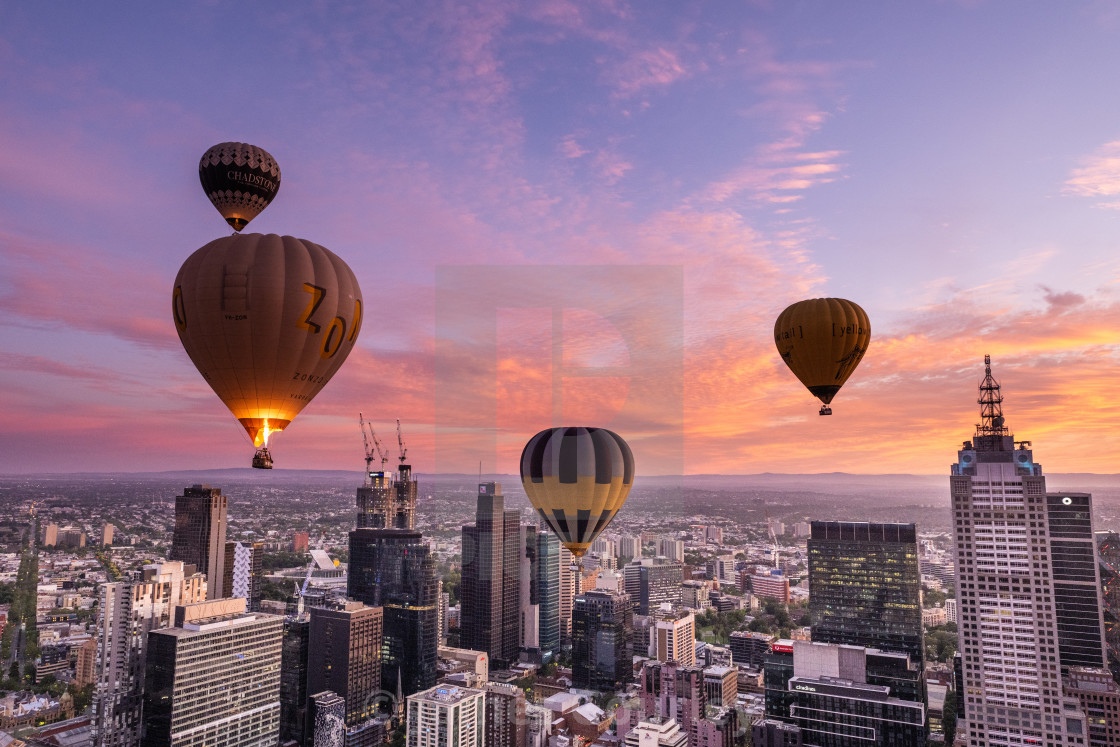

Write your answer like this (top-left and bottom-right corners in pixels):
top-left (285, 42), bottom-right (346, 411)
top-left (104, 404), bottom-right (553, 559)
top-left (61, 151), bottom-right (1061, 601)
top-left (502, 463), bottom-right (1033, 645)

top-left (943, 688), bottom-right (958, 744)
top-left (8, 662), bottom-right (18, 680)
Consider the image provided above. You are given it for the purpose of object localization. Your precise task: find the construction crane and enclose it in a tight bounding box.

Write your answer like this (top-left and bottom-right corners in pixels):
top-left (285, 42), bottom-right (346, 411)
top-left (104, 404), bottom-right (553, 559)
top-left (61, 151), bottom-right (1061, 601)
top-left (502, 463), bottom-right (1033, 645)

top-left (295, 557), bottom-right (316, 616)
top-left (765, 510), bottom-right (780, 570)
top-left (358, 413), bottom-right (390, 477)
top-left (396, 419), bottom-right (407, 465)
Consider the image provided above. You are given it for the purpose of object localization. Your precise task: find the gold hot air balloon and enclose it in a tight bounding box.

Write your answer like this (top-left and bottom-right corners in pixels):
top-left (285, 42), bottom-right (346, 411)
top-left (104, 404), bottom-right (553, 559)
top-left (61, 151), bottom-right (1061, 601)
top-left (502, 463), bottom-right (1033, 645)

top-left (199, 142), bottom-right (281, 231)
top-left (173, 233), bottom-right (363, 467)
top-left (520, 427), bottom-right (634, 558)
top-left (774, 298), bottom-right (870, 416)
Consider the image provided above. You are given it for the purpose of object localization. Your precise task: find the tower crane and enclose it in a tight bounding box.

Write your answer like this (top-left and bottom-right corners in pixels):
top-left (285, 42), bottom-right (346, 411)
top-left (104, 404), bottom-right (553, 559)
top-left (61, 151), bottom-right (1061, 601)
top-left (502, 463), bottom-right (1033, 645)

top-left (358, 413), bottom-right (390, 477)
top-left (396, 419), bottom-right (407, 465)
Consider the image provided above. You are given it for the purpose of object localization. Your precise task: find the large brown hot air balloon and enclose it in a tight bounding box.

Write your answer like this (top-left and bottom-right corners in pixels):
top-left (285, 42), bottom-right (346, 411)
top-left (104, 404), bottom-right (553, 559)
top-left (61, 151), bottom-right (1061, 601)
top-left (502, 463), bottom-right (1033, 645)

top-left (173, 233), bottom-right (363, 467)
top-left (774, 298), bottom-right (870, 416)
top-left (199, 142), bottom-right (281, 231)
top-left (520, 427), bottom-right (634, 557)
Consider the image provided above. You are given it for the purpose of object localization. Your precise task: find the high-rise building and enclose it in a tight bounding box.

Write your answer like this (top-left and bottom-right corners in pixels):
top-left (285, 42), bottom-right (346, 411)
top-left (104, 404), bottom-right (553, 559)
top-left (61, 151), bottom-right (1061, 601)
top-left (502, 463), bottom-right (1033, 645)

top-left (356, 464), bottom-right (417, 530)
top-left (484, 682), bottom-right (526, 747)
top-left (648, 609), bottom-right (696, 667)
top-left (279, 614), bottom-right (310, 746)
top-left (75, 637), bottom-right (97, 689)
top-left (620, 535), bottom-right (642, 561)
top-left (559, 545), bottom-right (575, 641)
top-left (951, 356), bottom-right (1089, 745)
top-left (1097, 530), bottom-right (1120, 679)
top-left (536, 531), bottom-right (561, 661)
top-left (141, 598), bottom-right (281, 746)
top-left (308, 691), bottom-right (346, 747)
top-left (307, 601), bottom-right (384, 734)
top-left (102, 523), bottom-right (115, 547)
top-left (639, 661), bottom-right (706, 744)
top-left (348, 528), bottom-right (439, 696)
top-left (657, 537), bottom-right (685, 563)
top-left (764, 641), bottom-right (926, 746)
top-left (92, 561), bottom-right (206, 747)
top-left (223, 540), bottom-right (263, 612)
top-left (623, 558), bottom-right (683, 615)
top-left (460, 483), bottom-right (520, 668)
top-left (1046, 492), bottom-right (1108, 670)
top-left (406, 685), bottom-right (485, 747)
top-left (169, 485), bottom-right (228, 600)
top-left (348, 460), bottom-right (439, 698)
top-left (520, 525), bottom-right (540, 653)
top-left (572, 589), bottom-right (633, 691)
top-left (730, 631), bottom-right (774, 669)
top-left (42, 522), bottom-right (59, 547)
top-left (808, 521), bottom-right (923, 667)
top-left (749, 573), bottom-right (790, 604)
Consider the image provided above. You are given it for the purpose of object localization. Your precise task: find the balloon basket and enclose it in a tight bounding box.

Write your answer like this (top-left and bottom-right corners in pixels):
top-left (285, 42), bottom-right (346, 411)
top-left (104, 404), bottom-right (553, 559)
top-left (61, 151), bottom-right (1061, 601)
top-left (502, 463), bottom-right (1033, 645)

top-left (252, 447), bottom-right (274, 469)
top-left (819, 405), bottom-right (832, 416)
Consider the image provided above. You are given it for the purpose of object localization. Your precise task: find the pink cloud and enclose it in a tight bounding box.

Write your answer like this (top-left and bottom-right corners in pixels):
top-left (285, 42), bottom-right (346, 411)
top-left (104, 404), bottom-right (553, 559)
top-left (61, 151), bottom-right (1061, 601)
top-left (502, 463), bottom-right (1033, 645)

top-left (1064, 139), bottom-right (1120, 207)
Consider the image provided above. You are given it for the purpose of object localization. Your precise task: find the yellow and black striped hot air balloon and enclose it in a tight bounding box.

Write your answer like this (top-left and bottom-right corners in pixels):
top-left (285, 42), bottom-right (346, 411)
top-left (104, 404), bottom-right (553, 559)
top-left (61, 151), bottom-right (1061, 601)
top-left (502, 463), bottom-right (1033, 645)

top-left (520, 427), bottom-right (634, 558)
top-left (774, 297), bottom-right (870, 416)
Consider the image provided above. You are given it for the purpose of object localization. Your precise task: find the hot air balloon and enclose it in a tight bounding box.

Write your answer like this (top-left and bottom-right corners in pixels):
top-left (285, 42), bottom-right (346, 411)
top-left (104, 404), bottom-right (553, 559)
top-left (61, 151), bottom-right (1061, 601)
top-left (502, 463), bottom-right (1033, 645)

top-left (199, 142), bottom-right (281, 231)
top-left (173, 233), bottom-right (363, 467)
top-left (520, 427), bottom-right (634, 558)
top-left (774, 298), bottom-right (870, 416)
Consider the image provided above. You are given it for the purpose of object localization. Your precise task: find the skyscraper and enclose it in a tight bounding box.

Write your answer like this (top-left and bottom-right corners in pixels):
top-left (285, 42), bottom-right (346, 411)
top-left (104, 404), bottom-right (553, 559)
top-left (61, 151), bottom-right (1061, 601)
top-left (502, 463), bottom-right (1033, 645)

top-left (1045, 492), bottom-right (1108, 670)
top-left (572, 589), bottom-right (633, 691)
top-left (536, 530), bottom-right (561, 661)
top-left (1097, 530), bottom-right (1120, 679)
top-left (142, 598), bottom-right (281, 747)
top-left (460, 482), bottom-right (520, 668)
top-left (484, 682), bottom-right (526, 747)
top-left (279, 614), bottom-right (310, 746)
top-left (348, 528), bottom-right (439, 696)
top-left (348, 461), bottom-right (440, 697)
top-left (307, 601), bottom-right (384, 735)
top-left (623, 558), bottom-right (683, 615)
top-left (807, 521), bottom-right (924, 666)
top-left (92, 561), bottom-right (206, 747)
top-left (223, 540), bottom-right (263, 612)
top-left (520, 525), bottom-right (541, 654)
top-left (169, 485), bottom-right (228, 600)
top-left (951, 356), bottom-right (1088, 745)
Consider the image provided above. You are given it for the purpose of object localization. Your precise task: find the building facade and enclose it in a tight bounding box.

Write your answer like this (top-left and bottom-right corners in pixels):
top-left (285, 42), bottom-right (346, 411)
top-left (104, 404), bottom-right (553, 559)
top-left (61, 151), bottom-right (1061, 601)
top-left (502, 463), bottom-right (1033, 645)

top-left (307, 602), bottom-right (384, 732)
top-left (169, 485), bottom-right (228, 600)
top-left (141, 599), bottom-right (281, 747)
top-left (951, 357), bottom-right (1089, 745)
top-left (406, 685), bottom-right (485, 747)
top-left (808, 521), bottom-right (924, 667)
top-left (93, 561), bottom-right (206, 747)
top-left (460, 483), bottom-right (520, 668)
top-left (1046, 492), bottom-right (1108, 670)
top-left (572, 589), bottom-right (633, 691)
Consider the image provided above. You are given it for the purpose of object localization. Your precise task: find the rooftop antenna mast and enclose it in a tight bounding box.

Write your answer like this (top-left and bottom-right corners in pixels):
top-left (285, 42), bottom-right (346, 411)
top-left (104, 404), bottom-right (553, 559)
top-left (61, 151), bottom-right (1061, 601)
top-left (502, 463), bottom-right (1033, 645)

top-left (396, 419), bottom-right (408, 465)
top-left (975, 354), bottom-right (1010, 450)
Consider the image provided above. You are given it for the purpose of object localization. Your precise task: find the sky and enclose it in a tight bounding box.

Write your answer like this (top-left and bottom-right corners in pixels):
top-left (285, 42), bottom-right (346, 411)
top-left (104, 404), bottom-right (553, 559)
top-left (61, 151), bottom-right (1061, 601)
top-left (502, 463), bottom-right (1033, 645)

top-left (3, 1), bottom-right (1120, 475)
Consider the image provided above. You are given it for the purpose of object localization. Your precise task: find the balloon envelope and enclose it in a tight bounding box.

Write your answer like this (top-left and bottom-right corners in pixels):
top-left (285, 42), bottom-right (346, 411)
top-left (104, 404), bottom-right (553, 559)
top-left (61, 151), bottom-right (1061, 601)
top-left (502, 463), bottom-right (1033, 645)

top-left (520, 427), bottom-right (634, 557)
top-left (173, 233), bottom-right (363, 449)
top-left (774, 297), bottom-right (870, 406)
top-left (199, 142), bottom-right (281, 231)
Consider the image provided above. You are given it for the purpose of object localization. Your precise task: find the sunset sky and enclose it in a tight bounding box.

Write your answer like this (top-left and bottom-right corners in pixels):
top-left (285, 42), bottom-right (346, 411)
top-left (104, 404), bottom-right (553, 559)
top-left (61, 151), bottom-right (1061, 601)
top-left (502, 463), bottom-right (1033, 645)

top-left (3, 2), bottom-right (1120, 475)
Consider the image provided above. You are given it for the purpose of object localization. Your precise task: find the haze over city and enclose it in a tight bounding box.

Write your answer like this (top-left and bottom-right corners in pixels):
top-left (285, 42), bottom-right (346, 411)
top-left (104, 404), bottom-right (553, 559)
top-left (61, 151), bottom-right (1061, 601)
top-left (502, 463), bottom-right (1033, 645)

top-left (4, 3), bottom-right (1120, 475)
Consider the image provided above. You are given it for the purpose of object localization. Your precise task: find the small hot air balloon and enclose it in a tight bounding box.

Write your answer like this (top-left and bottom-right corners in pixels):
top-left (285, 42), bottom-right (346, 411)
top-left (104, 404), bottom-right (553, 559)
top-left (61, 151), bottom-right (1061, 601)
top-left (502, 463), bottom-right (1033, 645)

top-left (774, 298), bottom-right (870, 416)
top-left (173, 233), bottom-right (363, 467)
top-left (520, 427), bottom-right (634, 558)
top-left (199, 142), bottom-right (281, 231)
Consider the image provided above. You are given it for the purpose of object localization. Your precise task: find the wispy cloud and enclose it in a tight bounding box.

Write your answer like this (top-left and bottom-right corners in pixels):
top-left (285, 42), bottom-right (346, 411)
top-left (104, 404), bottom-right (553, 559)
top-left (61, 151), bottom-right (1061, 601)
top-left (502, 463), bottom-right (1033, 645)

top-left (1064, 139), bottom-right (1120, 208)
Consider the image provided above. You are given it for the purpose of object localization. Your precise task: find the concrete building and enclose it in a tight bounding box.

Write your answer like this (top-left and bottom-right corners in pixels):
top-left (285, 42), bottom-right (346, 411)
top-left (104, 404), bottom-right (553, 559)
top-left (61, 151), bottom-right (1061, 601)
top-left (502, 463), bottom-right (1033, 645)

top-left (620, 535), bottom-right (642, 561)
top-left (102, 524), bottom-right (114, 547)
top-left (703, 666), bottom-right (737, 708)
top-left (169, 485), bottom-right (228, 600)
top-left (483, 682), bottom-right (525, 747)
top-left (623, 558), bottom-right (683, 615)
top-left (141, 598), bottom-right (281, 746)
top-left (1063, 666), bottom-right (1120, 747)
top-left (657, 537), bottom-right (685, 563)
top-left (307, 601), bottom-right (384, 734)
top-left (729, 631), bottom-right (774, 669)
top-left (749, 573), bottom-right (790, 605)
top-left (92, 561), bottom-right (206, 747)
top-left (308, 691), bottom-right (346, 747)
top-left (951, 356), bottom-right (1089, 745)
top-left (648, 609), bottom-right (695, 667)
top-left (623, 716), bottom-right (688, 747)
top-left (223, 540), bottom-right (262, 612)
top-left (406, 685), bottom-right (485, 747)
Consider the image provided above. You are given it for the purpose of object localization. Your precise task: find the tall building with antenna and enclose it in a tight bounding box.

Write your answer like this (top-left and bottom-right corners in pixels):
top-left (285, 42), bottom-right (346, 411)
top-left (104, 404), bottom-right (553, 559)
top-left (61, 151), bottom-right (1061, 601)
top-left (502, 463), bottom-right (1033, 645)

top-left (951, 356), bottom-right (1089, 745)
top-left (349, 418), bottom-right (440, 698)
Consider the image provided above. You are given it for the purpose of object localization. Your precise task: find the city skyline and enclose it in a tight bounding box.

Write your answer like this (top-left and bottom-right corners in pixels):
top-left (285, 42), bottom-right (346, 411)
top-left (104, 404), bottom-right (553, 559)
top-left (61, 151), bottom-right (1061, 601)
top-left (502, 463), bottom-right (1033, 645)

top-left (3, 4), bottom-right (1120, 476)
